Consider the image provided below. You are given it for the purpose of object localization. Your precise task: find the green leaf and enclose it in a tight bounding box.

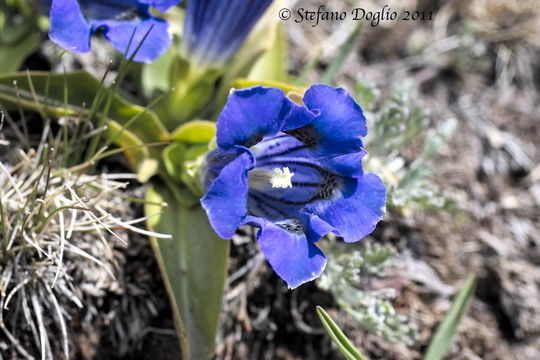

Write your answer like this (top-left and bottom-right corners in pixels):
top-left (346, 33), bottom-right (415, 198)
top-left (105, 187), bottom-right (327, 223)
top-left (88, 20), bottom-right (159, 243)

top-left (233, 78), bottom-right (305, 97)
top-left (320, 22), bottom-right (363, 84)
top-left (0, 4), bottom-right (39, 74)
top-left (0, 32), bottom-right (39, 74)
top-left (162, 142), bottom-right (186, 182)
top-left (106, 120), bottom-right (158, 182)
top-left (293, 49), bottom-right (322, 87)
top-left (0, 71), bottom-right (169, 179)
top-left (316, 306), bottom-right (368, 360)
top-left (161, 60), bottom-right (220, 128)
top-left (141, 45), bottom-right (177, 98)
top-left (145, 183), bottom-right (230, 360)
top-left (171, 120), bottom-right (216, 144)
top-left (248, 21), bottom-right (288, 82)
top-left (213, 1), bottom-right (285, 117)
top-left (423, 275), bottom-right (477, 360)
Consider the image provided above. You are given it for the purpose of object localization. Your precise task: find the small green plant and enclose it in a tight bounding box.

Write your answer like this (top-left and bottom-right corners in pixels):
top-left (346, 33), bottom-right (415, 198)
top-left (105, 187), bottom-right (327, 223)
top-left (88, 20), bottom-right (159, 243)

top-left (317, 306), bottom-right (367, 360)
top-left (318, 275), bottom-right (477, 360)
top-left (361, 80), bottom-right (457, 213)
top-left (423, 276), bottom-right (477, 360)
top-left (318, 242), bottom-right (417, 345)
top-left (318, 79), bottom-right (458, 348)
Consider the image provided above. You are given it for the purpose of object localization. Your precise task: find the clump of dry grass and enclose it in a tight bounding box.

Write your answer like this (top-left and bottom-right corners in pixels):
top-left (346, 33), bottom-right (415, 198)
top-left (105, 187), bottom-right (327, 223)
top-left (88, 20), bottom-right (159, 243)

top-left (0, 112), bottom-right (170, 359)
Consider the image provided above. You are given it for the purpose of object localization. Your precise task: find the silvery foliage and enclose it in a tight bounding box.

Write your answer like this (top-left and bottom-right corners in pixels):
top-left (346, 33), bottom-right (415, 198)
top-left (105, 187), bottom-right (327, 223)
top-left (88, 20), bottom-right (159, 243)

top-left (318, 243), bottom-right (417, 345)
top-left (360, 79), bottom-right (457, 211)
top-left (318, 79), bottom-right (457, 345)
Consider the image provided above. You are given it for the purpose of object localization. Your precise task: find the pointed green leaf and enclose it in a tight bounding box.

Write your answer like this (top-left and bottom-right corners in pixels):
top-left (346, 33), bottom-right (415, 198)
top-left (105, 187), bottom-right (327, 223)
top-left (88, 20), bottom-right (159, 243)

top-left (0, 32), bottom-right (39, 74)
top-left (248, 21), bottom-right (288, 82)
top-left (316, 306), bottom-right (368, 360)
top-left (423, 275), bottom-right (477, 360)
top-left (162, 142), bottom-right (186, 182)
top-left (0, 71), bottom-right (169, 179)
top-left (106, 120), bottom-right (158, 182)
top-left (145, 183), bottom-right (230, 360)
top-left (0, 3), bottom-right (39, 74)
top-left (141, 45), bottom-right (177, 98)
top-left (171, 120), bottom-right (216, 144)
top-left (320, 22), bottom-right (363, 84)
top-left (233, 78), bottom-right (305, 97)
top-left (162, 62), bottom-right (220, 128)
top-left (294, 50), bottom-right (322, 87)
top-left (214, 1), bottom-right (286, 116)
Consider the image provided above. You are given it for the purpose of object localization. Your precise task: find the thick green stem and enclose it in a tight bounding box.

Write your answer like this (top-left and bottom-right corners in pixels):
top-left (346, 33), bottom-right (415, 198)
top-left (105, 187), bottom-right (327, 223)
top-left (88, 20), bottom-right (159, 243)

top-left (145, 182), bottom-right (230, 360)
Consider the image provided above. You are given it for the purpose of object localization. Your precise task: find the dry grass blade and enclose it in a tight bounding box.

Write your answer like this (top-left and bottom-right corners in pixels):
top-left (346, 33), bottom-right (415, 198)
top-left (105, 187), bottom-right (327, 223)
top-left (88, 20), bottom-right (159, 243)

top-left (0, 121), bottom-right (169, 359)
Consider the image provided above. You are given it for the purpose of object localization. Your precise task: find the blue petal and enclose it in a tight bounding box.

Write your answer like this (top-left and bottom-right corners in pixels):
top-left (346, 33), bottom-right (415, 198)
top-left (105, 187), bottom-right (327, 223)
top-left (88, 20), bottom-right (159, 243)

top-left (49, 0), bottom-right (91, 53)
top-left (77, 0), bottom-right (147, 21)
top-left (92, 16), bottom-right (172, 63)
top-left (302, 84), bottom-right (367, 155)
top-left (301, 212), bottom-right (336, 243)
top-left (201, 149), bottom-right (254, 239)
top-left (139, 0), bottom-right (182, 12)
top-left (201, 147), bottom-right (243, 190)
top-left (252, 133), bottom-right (366, 178)
top-left (183, 0), bottom-right (273, 66)
top-left (249, 218), bottom-right (327, 289)
top-left (306, 173), bottom-right (386, 243)
top-left (317, 150), bottom-right (367, 178)
top-left (251, 133), bottom-right (309, 161)
top-left (282, 102), bottom-right (319, 131)
top-left (217, 87), bottom-right (292, 150)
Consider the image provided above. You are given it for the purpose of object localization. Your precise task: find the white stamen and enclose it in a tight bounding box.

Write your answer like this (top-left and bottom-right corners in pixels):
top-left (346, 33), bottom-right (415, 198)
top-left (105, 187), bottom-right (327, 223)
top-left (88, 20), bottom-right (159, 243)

top-left (269, 167), bottom-right (294, 189)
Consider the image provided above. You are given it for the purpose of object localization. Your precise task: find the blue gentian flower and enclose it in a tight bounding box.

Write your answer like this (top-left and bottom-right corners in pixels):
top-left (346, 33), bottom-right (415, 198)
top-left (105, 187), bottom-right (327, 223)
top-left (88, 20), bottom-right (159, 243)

top-left (183, 0), bottom-right (273, 67)
top-left (201, 85), bottom-right (387, 288)
top-left (48, 0), bottom-right (181, 63)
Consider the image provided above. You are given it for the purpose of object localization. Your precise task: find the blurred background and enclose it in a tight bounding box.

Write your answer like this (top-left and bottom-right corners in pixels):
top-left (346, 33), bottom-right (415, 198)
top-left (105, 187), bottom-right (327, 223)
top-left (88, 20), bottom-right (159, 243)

top-left (279, 0), bottom-right (539, 359)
